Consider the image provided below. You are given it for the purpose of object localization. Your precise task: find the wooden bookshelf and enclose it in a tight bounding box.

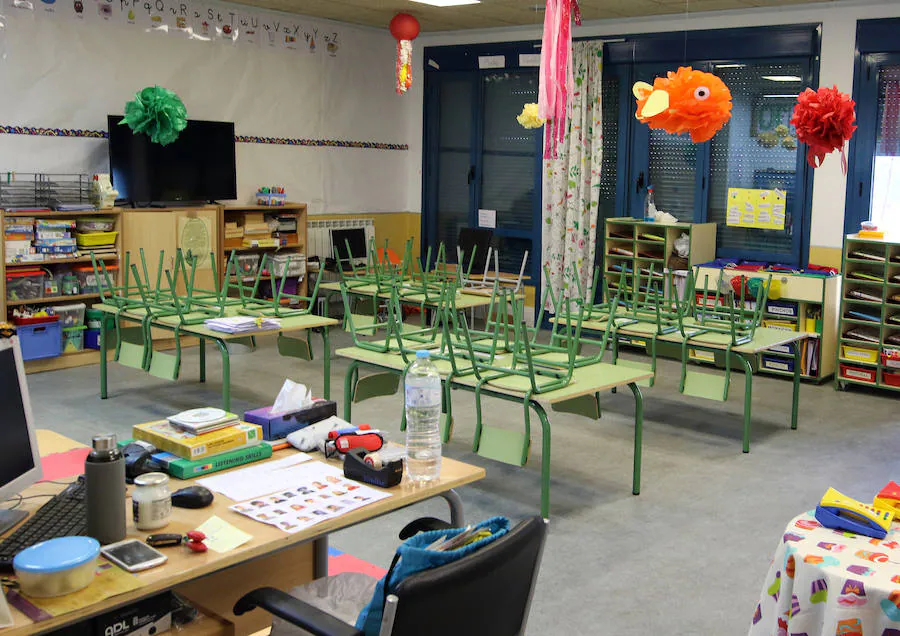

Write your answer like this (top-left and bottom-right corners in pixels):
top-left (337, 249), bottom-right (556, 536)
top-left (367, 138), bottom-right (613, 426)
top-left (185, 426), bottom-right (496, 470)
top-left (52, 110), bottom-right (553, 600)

top-left (1, 208), bottom-right (122, 373)
top-left (835, 234), bottom-right (900, 392)
top-left (696, 266), bottom-right (841, 382)
top-left (221, 203), bottom-right (308, 300)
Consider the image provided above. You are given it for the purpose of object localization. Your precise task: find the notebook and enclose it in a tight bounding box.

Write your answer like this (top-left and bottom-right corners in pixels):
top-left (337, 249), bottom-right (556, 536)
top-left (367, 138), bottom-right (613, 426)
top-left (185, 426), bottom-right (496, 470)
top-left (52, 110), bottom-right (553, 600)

top-left (844, 327), bottom-right (880, 343)
top-left (848, 289), bottom-right (883, 303)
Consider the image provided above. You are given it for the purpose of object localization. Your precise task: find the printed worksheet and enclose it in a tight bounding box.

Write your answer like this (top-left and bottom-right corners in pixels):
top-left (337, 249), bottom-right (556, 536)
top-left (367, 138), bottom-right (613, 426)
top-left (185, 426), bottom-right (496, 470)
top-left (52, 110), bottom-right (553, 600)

top-left (229, 463), bottom-right (391, 533)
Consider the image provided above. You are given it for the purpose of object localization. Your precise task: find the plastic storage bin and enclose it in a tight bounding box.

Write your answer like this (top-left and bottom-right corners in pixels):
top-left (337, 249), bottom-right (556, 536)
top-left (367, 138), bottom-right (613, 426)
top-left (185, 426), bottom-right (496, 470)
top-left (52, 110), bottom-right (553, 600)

top-left (841, 345), bottom-right (879, 365)
top-left (75, 265), bottom-right (117, 294)
top-left (762, 355), bottom-right (794, 373)
top-left (236, 254), bottom-right (260, 276)
top-left (85, 328), bottom-right (101, 350)
top-left (18, 322), bottom-right (62, 361)
top-left (75, 217), bottom-right (115, 233)
top-left (6, 269), bottom-right (45, 302)
top-left (51, 303), bottom-right (86, 328)
top-left (270, 253), bottom-right (306, 277)
top-left (883, 370), bottom-right (900, 388)
top-left (85, 308), bottom-right (104, 330)
top-left (62, 326), bottom-right (86, 353)
top-left (766, 300), bottom-right (799, 318)
top-left (840, 363), bottom-right (877, 384)
top-left (13, 536), bottom-right (100, 598)
top-left (75, 231), bottom-right (118, 247)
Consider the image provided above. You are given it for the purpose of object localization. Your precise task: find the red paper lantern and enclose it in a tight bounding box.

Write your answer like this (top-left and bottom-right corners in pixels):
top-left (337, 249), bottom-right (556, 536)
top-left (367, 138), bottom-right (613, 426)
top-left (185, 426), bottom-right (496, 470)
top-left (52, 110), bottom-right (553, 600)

top-left (790, 85), bottom-right (857, 174)
top-left (390, 13), bottom-right (420, 94)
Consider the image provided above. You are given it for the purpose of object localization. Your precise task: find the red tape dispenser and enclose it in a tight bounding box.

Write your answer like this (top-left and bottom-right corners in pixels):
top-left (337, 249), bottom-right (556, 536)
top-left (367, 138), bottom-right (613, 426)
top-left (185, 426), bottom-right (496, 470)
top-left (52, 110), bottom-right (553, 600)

top-left (325, 427), bottom-right (384, 458)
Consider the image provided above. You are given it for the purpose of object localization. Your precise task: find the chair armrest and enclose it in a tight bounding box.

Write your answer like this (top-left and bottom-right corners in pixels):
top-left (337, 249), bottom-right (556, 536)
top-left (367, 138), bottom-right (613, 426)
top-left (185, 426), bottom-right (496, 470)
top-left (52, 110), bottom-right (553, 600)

top-left (398, 516), bottom-right (455, 540)
top-left (233, 586), bottom-right (364, 636)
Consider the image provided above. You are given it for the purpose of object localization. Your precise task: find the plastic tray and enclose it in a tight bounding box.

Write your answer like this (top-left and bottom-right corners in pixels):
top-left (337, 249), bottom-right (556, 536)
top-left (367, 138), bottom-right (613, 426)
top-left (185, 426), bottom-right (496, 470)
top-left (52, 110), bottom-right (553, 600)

top-left (75, 217), bottom-right (115, 233)
top-left (840, 363), bottom-right (876, 384)
top-left (75, 231), bottom-right (118, 247)
top-left (6, 269), bottom-right (45, 302)
top-left (51, 303), bottom-right (86, 328)
top-left (62, 326), bottom-right (86, 353)
top-left (18, 322), bottom-right (62, 361)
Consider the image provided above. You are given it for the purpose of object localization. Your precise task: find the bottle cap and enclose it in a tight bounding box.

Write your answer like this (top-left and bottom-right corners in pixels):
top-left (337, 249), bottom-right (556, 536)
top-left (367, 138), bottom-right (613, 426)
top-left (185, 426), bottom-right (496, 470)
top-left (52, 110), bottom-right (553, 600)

top-left (91, 433), bottom-right (117, 452)
top-left (134, 472), bottom-right (169, 487)
top-left (416, 350), bottom-right (430, 359)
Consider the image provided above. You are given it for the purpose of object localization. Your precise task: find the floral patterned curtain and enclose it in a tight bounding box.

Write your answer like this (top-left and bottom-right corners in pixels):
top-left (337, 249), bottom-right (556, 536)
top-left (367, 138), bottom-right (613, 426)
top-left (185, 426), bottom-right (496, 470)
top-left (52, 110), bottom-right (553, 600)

top-left (541, 40), bottom-right (603, 311)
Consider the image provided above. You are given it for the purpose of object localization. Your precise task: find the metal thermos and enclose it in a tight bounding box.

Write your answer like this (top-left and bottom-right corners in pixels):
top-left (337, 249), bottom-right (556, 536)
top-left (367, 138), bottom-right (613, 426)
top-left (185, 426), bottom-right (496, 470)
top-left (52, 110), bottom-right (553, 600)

top-left (85, 433), bottom-right (126, 544)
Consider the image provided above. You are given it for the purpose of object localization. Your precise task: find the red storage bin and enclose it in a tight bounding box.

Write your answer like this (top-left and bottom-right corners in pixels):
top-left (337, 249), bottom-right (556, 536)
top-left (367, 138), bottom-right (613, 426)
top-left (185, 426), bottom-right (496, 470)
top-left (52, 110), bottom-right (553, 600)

top-left (840, 363), bottom-right (877, 384)
top-left (883, 370), bottom-right (900, 388)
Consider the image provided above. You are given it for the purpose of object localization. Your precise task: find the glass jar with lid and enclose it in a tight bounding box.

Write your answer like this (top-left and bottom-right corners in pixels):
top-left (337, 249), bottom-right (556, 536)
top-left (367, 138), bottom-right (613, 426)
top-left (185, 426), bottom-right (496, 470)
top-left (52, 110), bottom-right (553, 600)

top-left (132, 472), bottom-right (171, 531)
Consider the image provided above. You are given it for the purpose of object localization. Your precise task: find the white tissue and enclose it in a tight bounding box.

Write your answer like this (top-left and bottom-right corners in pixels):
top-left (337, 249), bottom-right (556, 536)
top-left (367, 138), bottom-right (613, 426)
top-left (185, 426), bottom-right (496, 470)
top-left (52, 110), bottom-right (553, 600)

top-left (271, 379), bottom-right (312, 416)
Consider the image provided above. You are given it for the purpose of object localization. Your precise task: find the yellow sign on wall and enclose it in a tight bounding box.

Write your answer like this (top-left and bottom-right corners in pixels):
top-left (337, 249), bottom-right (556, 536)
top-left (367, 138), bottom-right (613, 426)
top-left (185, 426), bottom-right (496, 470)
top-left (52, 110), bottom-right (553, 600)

top-left (726, 188), bottom-right (786, 230)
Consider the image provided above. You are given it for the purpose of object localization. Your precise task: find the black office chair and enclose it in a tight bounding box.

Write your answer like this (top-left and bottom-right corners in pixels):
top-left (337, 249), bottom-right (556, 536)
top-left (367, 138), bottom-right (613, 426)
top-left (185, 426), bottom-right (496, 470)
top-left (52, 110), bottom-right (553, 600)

top-left (233, 516), bottom-right (548, 636)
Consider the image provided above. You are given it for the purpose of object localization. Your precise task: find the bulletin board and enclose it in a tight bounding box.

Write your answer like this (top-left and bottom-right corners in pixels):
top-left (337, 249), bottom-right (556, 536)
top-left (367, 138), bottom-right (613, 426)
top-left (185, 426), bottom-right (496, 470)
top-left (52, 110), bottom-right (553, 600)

top-left (726, 188), bottom-right (787, 230)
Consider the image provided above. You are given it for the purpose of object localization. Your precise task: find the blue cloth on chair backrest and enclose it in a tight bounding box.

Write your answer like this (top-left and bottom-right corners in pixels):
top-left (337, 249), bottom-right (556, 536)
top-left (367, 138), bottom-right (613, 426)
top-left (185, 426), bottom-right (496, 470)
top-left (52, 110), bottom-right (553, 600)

top-left (355, 516), bottom-right (510, 635)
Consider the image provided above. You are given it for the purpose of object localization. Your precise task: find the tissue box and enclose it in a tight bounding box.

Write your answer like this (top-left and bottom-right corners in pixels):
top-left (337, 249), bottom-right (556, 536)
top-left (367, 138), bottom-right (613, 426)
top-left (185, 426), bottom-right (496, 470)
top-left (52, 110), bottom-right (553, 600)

top-left (244, 400), bottom-right (337, 441)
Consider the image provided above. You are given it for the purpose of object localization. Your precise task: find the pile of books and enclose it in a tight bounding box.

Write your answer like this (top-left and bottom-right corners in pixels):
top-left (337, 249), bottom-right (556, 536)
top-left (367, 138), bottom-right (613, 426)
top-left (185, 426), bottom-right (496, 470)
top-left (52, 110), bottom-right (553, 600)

top-left (225, 221), bottom-right (244, 241)
top-left (242, 212), bottom-right (275, 248)
top-left (131, 407), bottom-right (272, 479)
top-left (34, 219), bottom-right (77, 256)
top-left (5, 217), bottom-right (35, 263)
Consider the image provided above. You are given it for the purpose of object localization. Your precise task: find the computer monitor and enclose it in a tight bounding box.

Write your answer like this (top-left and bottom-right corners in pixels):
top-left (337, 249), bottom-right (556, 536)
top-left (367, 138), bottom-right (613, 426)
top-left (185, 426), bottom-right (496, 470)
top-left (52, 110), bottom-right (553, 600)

top-left (331, 229), bottom-right (368, 264)
top-left (0, 338), bottom-right (43, 534)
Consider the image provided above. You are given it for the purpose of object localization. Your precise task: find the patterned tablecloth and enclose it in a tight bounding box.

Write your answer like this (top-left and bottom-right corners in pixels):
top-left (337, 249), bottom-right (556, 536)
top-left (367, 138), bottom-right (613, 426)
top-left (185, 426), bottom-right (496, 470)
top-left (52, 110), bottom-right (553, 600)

top-left (749, 510), bottom-right (900, 636)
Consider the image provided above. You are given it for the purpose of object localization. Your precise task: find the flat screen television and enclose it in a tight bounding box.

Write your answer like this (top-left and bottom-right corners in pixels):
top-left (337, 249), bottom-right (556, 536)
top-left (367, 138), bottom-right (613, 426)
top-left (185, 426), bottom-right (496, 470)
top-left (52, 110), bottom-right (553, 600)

top-left (107, 115), bottom-right (237, 204)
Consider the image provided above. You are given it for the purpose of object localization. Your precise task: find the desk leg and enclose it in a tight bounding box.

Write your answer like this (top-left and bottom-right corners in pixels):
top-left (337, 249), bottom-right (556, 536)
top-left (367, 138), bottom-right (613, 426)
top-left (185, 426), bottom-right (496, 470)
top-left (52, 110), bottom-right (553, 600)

top-left (199, 337), bottom-right (206, 383)
top-left (737, 355), bottom-right (753, 453)
top-left (100, 314), bottom-right (109, 399)
top-left (439, 489), bottom-right (464, 526)
top-left (791, 341), bottom-right (801, 431)
top-left (530, 401), bottom-right (552, 519)
top-left (215, 339), bottom-right (231, 412)
top-left (627, 382), bottom-right (643, 496)
top-left (343, 361), bottom-right (359, 421)
top-left (322, 325), bottom-right (331, 400)
top-left (313, 537), bottom-right (328, 578)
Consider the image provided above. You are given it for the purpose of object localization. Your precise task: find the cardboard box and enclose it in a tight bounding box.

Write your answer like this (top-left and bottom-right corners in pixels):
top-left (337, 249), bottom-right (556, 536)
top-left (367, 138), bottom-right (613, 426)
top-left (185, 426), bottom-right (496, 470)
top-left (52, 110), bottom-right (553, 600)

top-left (244, 400), bottom-right (337, 441)
top-left (133, 420), bottom-right (262, 460)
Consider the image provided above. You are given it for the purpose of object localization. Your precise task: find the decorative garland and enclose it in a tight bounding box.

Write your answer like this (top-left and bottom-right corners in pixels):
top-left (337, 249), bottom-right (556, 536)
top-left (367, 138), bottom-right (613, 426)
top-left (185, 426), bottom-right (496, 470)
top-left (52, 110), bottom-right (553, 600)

top-left (0, 125), bottom-right (408, 151)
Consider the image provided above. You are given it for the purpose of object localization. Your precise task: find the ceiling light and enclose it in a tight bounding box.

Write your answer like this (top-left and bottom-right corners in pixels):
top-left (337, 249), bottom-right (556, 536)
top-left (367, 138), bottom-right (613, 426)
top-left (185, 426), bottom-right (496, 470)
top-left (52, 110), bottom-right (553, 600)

top-left (716, 64), bottom-right (746, 69)
top-left (410, 0), bottom-right (481, 6)
top-left (763, 94), bottom-right (800, 98)
top-left (762, 75), bottom-right (802, 82)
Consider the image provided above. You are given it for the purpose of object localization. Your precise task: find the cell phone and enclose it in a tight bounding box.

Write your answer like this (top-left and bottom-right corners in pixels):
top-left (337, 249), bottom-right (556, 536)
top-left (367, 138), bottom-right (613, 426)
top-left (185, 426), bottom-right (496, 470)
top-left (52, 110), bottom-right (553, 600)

top-left (101, 539), bottom-right (168, 572)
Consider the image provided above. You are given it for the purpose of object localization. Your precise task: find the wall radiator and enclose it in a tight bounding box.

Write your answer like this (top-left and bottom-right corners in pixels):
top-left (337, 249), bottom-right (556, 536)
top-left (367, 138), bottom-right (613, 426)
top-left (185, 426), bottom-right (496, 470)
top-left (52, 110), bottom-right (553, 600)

top-left (308, 218), bottom-right (376, 261)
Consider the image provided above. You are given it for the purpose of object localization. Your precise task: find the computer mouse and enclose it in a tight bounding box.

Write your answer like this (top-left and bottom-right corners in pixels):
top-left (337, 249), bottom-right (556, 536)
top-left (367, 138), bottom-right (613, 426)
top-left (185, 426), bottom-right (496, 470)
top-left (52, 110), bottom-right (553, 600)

top-left (171, 485), bottom-right (214, 509)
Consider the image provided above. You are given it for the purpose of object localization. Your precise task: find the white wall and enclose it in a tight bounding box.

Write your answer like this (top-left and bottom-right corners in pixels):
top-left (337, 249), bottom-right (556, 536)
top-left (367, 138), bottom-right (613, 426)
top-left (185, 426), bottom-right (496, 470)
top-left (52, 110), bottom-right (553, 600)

top-left (0, 4), bottom-right (416, 214)
top-left (409, 0), bottom-right (900, 252)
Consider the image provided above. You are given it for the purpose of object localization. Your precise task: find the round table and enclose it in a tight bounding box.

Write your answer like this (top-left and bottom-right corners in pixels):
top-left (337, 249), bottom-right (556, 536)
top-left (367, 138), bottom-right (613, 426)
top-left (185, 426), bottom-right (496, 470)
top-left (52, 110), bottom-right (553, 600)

top-left (749, 510), bottom-right (900, 636)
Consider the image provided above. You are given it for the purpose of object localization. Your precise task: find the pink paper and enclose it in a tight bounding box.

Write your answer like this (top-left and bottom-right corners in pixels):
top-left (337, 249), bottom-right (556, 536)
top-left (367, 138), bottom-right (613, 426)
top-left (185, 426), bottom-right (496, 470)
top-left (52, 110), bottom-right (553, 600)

top-left (38, 448), bottom-right (89, 482)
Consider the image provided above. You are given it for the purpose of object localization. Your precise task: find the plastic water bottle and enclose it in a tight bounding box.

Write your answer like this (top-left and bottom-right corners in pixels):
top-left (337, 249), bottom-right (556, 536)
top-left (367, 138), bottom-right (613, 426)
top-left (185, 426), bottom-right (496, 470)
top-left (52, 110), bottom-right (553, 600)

top-left (405, 350), bottom-right (442, 484)
top-left (645, 185), bottom-right (657, 219)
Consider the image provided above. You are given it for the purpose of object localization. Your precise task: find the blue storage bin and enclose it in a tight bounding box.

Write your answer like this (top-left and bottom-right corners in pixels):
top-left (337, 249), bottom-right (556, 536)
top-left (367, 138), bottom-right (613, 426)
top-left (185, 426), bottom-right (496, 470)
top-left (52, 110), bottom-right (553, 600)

top-left (766, 300), bottom-right (799, 318)
top-left (18, 322), bottom-right (62, 361)
top-left (85, 328), bottom-right (101, 350)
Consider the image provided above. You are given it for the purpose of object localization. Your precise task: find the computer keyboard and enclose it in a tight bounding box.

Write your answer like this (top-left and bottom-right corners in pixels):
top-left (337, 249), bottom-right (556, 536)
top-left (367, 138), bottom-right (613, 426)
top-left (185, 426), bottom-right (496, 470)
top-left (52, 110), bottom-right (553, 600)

top-left (0, 476), bottom-right (87, 573)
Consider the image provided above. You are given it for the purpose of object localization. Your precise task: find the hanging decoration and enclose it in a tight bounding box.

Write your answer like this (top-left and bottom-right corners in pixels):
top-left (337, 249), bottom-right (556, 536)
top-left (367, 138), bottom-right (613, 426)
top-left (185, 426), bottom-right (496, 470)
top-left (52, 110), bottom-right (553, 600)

top-left (389, 13), bottom-right (420, 95)
top-left (538, 0), bottom-right (582, 159)
top-left (633, 67), bottom-right (733, 144)
top-left (790, 85), bottom-right (857, 174)
top-left (517, 103), bottom-right (545, 129)
top-left (120, 86), bottom-right (187, 146)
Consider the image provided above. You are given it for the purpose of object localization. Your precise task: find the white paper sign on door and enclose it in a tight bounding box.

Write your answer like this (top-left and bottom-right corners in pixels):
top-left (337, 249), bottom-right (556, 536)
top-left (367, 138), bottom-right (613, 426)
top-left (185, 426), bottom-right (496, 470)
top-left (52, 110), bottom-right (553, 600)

top-left (478, 209), bottom-right (497, 229)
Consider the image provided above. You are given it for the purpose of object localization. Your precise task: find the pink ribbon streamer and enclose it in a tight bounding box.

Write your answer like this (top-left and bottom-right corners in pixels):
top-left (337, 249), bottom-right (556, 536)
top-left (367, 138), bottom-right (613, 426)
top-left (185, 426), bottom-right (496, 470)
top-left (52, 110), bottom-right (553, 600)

top-left (538, 0), bottom-right (580, 159)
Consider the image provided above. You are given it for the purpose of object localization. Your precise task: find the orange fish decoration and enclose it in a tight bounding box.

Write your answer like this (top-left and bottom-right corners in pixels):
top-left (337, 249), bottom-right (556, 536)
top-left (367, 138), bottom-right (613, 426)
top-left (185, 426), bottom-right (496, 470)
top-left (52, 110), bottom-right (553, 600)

top-left (633, 66), bottom-right (733, 143)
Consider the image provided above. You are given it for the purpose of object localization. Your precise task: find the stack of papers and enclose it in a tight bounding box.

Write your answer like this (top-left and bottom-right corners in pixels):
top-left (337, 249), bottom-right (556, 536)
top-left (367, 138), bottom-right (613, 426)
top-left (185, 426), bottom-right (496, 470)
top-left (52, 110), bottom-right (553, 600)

top-left (204, 316), bottom-right (281, 334)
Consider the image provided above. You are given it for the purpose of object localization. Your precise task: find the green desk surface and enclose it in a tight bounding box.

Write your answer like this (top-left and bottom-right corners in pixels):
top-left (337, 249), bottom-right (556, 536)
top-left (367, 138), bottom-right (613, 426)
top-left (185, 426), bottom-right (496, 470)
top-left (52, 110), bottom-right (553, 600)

top-left (92, 303), bottom-right (338, 340)
top-left (320, 281), bottom-right (518, 310)
top-left (555, 315), bottom-right (810, 355)
top-left (335, 346), bottom-right (651, 405)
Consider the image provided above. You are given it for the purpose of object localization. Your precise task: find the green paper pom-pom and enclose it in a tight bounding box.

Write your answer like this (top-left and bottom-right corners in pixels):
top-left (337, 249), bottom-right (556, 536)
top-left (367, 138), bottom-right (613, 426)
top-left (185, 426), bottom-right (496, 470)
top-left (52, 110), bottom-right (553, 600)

top-left (120, 86), bottom-right (188, 146)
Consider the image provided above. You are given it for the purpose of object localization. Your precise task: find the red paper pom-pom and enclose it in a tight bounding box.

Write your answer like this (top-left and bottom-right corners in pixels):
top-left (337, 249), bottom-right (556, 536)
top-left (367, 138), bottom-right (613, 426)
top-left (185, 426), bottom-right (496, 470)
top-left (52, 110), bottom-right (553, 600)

top-left (790, 86), bottom-right (857, 171)
top-left (389, 13), bottom-right (420, 42)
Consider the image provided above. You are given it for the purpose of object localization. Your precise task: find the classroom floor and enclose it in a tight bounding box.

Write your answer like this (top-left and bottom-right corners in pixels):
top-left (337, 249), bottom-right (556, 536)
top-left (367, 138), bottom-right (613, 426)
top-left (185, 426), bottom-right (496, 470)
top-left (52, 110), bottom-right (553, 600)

top-left (28, 331), bottom-right (900, 635)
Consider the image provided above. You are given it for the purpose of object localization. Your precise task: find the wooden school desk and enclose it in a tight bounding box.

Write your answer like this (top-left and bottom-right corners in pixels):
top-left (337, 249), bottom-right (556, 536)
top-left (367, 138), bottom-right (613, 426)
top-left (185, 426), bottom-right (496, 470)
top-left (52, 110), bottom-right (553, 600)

top-left (4, 431), bottom-right (485, 636)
